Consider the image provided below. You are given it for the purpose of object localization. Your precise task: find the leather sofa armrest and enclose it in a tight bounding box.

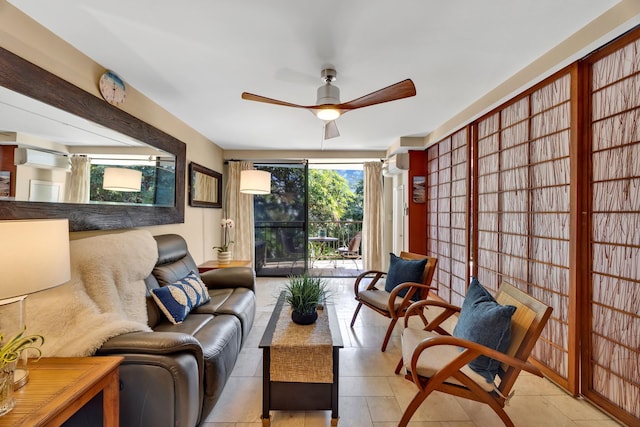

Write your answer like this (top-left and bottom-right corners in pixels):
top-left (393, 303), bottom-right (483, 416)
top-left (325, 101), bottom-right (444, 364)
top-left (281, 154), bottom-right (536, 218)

top-left (200, 267), bottom-right (256, 292)
top-left (97, 331), bottom-right (203, 358)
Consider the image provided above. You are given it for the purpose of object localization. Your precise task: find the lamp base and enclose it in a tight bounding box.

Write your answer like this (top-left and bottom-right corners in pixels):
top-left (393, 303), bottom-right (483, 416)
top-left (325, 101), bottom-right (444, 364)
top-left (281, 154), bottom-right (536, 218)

top-left (13, 368), bottom-right (28, 391)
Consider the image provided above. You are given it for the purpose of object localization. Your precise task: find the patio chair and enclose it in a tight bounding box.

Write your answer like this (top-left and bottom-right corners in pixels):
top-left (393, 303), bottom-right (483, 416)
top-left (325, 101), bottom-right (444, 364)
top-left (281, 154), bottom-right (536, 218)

top-left (350, 251), bottom-right (437, 351)
top-left (277, 229), bottom-right (304, 271)
top-left (394, 279), bottom-right (553, 427)
top-left (337, 231), bottom-right (362, 269)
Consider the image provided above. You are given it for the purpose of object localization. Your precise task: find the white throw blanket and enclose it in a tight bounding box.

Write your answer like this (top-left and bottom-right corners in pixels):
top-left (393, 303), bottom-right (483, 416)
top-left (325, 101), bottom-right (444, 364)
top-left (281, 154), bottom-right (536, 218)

top-left (25, 229), bottom-right (157, 357)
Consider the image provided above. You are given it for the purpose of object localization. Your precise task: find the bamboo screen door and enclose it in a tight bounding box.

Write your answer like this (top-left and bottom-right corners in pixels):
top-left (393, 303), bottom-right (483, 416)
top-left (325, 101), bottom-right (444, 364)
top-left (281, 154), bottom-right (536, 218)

top-left (425, 128), bottom-right (469, 308)
top-left (472, 71), bottom-right (575, 391)
top-left (581, 30), bottom-right (640, 426)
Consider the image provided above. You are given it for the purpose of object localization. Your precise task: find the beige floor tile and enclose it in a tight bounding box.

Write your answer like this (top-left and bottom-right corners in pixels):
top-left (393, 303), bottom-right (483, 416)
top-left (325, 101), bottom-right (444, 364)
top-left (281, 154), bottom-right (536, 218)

top-left (198, 423), bottom-right (235, 427)
top-left (512, 371), bottom-right (568, 396)
top-left (546, 394), bottom-right (616, 421)
top-left (268, 410), bottom-right (306, 426)
top-left (340, 347), bottom-right (402, 377)
top-left (340, 376), bottom-right (393, 396)
top-left (338, 396), bottom-right (374, 427)
top-left (386, 374), bottom-right (420, 400)
top-left (366, 396), bottom-right (403, 422)
top-left (573, 421), bottom-right (624, 427)
top-left (458, 394), bottom-right (578, 427)
top-left (231, 347), bottom-right (262, 377)
top-left (205, 376), bottom-right (263, 423)
top-left (303, 410), bottom-right (333, 427)
top-left (396, 390), bottom-right (471, 423)
top-left (439, 423), bottom-right (475, 427)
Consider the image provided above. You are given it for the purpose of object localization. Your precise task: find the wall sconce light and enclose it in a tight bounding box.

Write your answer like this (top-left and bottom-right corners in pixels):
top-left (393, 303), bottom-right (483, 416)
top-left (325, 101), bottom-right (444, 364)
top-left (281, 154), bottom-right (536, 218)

top-left (103, 167), bottom-right (142, 192)
top-left (239, 169), bottom-right (271, 195)
top-left (0, 219), bottom-right (71, 390)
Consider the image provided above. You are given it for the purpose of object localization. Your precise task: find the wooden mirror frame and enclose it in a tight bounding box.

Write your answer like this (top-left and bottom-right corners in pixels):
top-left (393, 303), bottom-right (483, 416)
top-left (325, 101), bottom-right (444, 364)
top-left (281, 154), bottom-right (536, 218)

top-left (189, 162), bottom-right (222, 208)
top-left (0, 47), bottom-right (186, 231)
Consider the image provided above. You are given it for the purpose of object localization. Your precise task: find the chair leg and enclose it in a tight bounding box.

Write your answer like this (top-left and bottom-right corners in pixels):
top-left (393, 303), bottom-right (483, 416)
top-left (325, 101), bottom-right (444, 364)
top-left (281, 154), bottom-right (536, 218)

top-left (398, 389), bottom-right (432, 427)
top-left (394, 357), bottom-right (404, 375)
top-left (350, 302), bottom-right (363, 327)
top-left (381, 318), bottom-right (398, 352)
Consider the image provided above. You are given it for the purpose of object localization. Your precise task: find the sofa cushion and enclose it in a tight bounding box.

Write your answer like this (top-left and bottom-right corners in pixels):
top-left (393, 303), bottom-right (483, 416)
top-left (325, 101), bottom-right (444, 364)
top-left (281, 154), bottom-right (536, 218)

top-left (452, 277), bottom-right (516, 383)
top-left (151, 271), bottom-right (211, 324)
top-left (384, 253), bottom-right (428, 300)
top-left (192, 288), bottom-right (257, 342)
top-left (402, 328), bottom-right (495, 392)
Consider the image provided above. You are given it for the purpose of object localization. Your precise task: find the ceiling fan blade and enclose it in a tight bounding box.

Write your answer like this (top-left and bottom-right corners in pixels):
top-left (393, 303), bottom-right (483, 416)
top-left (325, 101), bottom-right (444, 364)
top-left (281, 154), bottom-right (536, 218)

top-left (324, 120), bottom-right (340, 139)
top-left (241, 92), bottom-right (307, 109)
top-left (338, 79), bottom-right (416, 110)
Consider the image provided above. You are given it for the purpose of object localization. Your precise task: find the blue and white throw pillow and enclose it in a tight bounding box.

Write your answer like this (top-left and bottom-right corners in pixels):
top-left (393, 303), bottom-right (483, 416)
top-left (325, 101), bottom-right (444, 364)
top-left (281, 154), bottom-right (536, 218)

top-left (151, 271), bottom-right (210, 324)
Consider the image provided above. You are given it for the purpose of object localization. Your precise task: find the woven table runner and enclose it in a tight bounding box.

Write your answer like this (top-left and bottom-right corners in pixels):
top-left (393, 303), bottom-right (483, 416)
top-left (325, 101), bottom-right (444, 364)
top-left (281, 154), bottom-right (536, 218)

top-left (270, 306), bottom-right (333, 383)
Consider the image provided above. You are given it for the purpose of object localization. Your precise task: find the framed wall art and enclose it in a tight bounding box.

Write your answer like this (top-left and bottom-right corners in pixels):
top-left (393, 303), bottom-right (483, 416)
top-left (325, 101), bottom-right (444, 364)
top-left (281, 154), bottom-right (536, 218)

top-left (412, 175), bottom-right (425, 203)
top-left (189, 162), bottom-right (222, 208)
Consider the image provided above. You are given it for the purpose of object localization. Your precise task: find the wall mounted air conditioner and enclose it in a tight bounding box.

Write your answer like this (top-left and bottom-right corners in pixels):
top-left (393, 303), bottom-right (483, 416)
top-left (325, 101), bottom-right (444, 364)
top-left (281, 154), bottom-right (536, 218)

top-left (14, 148), bottom-right (70, 171)
top-left (382, 152), bottom-right (409, 176)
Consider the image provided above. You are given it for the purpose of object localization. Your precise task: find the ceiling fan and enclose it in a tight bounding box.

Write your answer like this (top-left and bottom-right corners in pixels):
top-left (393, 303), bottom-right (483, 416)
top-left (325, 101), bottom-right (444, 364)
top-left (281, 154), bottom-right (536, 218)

top-left (241, 68), bottom-right (416, 139)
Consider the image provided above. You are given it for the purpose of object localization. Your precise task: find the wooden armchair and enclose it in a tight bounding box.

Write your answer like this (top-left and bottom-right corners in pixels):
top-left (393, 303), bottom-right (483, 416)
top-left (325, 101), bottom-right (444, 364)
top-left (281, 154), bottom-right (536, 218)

top-left (394, 281), bottom-right (553, 427)
top-left (350, 252), bottom-right (437, 351)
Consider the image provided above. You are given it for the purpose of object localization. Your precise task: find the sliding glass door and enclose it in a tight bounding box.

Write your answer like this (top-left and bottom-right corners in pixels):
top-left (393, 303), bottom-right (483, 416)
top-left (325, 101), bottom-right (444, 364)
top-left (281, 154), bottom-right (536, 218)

top-left (253, 162), bottom-right (308, 276)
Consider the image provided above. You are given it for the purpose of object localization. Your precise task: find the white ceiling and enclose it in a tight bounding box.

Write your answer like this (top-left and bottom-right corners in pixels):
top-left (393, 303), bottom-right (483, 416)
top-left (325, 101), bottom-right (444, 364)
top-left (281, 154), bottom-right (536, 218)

top-left (7, 0), bottom-right (633, 152)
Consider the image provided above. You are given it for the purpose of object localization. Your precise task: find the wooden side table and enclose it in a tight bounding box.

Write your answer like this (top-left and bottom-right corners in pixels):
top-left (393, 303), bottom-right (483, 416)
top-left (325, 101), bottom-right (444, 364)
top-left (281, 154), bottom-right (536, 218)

top-left (0, 356), bottom-right (123, 427)
top-left (198, 259), bottom-right (252, 273)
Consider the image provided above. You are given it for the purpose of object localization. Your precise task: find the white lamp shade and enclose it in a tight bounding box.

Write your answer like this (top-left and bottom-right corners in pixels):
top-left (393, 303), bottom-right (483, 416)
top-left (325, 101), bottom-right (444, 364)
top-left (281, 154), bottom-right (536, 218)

top-left (240, 170), bottom-right (271, 194)
top-left (103, 167), bottom-right (142, 192)
top-left (0, 219), bottom-right (71, 300)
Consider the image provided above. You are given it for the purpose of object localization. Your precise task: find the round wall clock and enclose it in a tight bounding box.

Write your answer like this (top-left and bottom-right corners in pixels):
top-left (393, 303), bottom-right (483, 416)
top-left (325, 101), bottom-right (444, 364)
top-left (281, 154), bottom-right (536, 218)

top-left (99, 70), bottom-right (127, 106)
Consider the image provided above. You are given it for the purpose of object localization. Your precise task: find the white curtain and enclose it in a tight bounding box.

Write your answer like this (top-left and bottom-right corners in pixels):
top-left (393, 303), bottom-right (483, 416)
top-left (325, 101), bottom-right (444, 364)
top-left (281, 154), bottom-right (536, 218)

top-left (65, 155), bottom-right (91, 203)
top-left (226, 161), bottom-right (255, 264)
top-left (363, 161), bottom-right (384, 270)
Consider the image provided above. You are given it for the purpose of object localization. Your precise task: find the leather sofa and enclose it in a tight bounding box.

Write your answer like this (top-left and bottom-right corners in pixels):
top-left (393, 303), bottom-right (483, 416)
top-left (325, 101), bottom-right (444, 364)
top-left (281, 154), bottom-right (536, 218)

top-left (67, 233), bottom-right (256, 427)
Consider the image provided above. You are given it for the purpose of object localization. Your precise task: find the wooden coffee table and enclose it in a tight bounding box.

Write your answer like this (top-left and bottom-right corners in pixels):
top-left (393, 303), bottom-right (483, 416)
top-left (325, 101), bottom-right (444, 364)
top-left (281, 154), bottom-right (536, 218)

top-left (259, 292), bottom-right (343, 426)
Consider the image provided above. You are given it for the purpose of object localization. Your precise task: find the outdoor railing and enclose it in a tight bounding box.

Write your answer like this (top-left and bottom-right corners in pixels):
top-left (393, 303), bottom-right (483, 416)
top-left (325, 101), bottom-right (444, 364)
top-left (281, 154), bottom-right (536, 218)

top-left (254, 220), bottom-right (363, 270)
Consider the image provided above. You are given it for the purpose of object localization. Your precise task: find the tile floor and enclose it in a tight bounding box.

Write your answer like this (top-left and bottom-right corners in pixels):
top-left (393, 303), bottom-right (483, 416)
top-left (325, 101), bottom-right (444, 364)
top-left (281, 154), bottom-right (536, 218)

top-left (202, 277), bottom-right (621, 427)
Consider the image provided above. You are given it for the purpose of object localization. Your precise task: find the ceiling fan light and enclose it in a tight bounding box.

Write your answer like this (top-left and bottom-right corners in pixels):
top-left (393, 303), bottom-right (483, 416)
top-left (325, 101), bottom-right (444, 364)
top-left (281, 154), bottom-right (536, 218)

top-left (316, 108), bottom-right (341, 121)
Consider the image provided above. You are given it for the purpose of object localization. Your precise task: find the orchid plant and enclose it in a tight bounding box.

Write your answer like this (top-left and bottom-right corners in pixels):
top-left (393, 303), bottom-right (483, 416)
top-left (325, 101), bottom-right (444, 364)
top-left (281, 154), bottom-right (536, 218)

top-left (213, 218), bottom-right (234, 253)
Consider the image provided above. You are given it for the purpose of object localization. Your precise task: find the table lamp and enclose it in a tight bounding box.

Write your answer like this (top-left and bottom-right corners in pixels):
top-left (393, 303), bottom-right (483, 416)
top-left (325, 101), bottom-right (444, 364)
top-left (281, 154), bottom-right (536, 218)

top-left (103, 167), bottom-right (142, 192)
top-left (0, 219), bottom-right (71, 389)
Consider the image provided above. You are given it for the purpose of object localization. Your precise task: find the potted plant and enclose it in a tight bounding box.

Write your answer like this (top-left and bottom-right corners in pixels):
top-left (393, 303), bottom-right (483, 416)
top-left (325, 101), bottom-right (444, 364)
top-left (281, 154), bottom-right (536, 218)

top-left (0, 328), bottom-right (44, 416)
top-left (283, 274), bottom-right (328, 325)
top-left (213, 218), bottom-right (234, 264)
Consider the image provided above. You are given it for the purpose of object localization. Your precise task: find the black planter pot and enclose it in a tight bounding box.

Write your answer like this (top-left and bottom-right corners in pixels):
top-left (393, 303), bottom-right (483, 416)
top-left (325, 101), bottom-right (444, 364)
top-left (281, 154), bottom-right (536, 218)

top-left (291, 310), bottom-right (318, 325)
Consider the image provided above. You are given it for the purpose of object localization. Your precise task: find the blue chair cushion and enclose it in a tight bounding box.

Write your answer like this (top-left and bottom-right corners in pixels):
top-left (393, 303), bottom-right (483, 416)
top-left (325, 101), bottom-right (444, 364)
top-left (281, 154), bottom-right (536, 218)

top-left (452, 277), bottom-right (516, 383)
top-left (151, 270), bottom-right (211, 324)
top-left (384, 253), bottom-right (428, 301)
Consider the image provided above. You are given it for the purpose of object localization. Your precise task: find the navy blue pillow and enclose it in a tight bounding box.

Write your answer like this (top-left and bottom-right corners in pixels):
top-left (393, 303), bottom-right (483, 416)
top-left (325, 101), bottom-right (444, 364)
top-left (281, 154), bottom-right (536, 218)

top-left (452, 277), bottom-right (516, 383)
top-left (151, 271), bottom-right (211, 324)
top-left (384, 253), bottom-right (428, 301)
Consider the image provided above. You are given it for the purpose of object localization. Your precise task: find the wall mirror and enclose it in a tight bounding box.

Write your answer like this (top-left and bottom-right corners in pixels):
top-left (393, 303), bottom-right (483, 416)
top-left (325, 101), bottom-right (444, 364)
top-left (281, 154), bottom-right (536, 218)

top-left (0, 47), bottom-right (185, 231)
top-left (189, 162), bottom-right (222, 208)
